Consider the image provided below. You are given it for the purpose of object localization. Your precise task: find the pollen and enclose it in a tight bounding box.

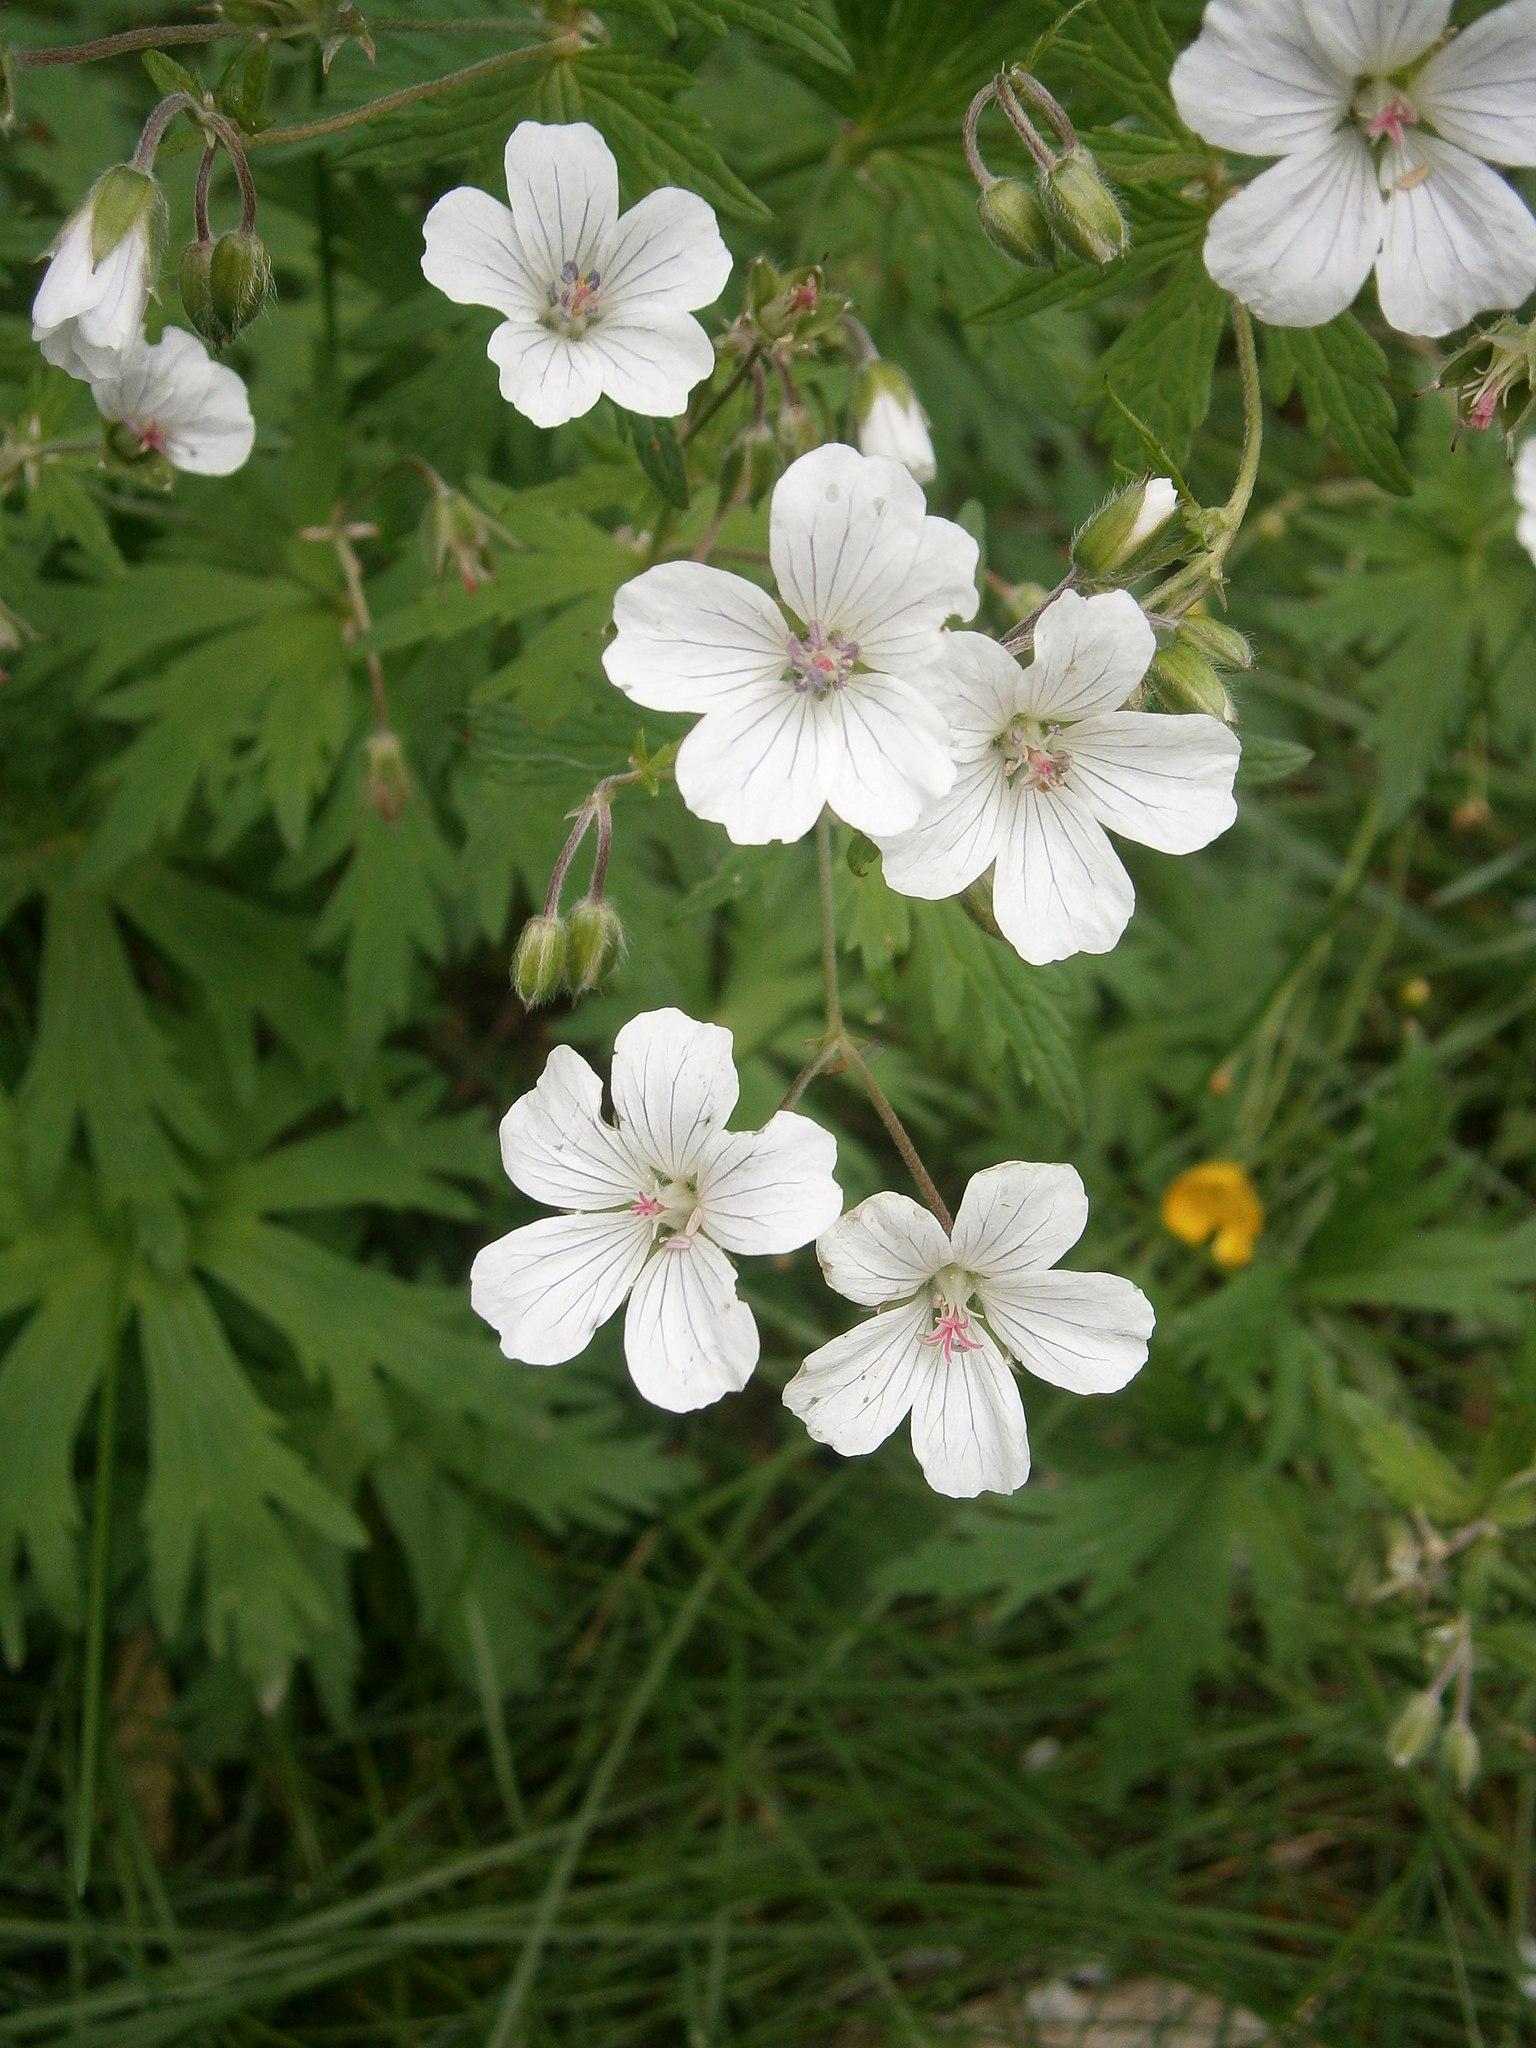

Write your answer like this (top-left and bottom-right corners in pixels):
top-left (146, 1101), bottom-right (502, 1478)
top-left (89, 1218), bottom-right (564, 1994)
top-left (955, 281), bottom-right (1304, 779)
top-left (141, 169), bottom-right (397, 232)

top-left (545, 260), bottom-right (604, 336)
top-left (786, 621), bottom-right (860, 696)
top-left (1161, 1160), bottom-right (1264, 1269)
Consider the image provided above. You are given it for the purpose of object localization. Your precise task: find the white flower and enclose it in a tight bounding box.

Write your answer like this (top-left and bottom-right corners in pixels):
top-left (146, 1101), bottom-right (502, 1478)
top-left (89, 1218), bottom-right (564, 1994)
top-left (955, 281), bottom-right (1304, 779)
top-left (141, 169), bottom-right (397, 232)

top-left (1124, 476), bottom-right (1178, 551)
top-left (470, 1009), bottom-right (842, 1413)
top-left (90, 328), bottom-right (255, 476)
top-left (854, 361), bottom-right (937, 483)
top-left (421, 120), bottom-right (731, 428)
top-left (784, 1164), bottom-right (1154, 1499)
top-left (1517, 437), bottom-right (1536, 564)
top-left (603, 442), bottom-right (980, 844)
top-left (33, 176), bottom-right (160, 379)
top-left (876, 592), bottom-right (1240, 966)
top-left (1171, 0), bottom-right (1536, 337)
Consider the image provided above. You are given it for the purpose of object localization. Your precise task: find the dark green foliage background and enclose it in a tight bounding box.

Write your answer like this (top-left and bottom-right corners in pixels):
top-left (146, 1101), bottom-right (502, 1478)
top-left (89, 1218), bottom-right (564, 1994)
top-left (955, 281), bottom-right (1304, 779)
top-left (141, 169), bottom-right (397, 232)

top-left (1, 2), bottom-right (1534, 2039)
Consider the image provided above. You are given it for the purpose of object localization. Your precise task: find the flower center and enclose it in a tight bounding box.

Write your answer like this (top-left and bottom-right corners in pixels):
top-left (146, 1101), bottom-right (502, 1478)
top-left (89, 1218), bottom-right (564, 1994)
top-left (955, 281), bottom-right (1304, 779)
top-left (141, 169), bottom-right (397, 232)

top-left (1355, 83), bottom-right (1420, 151)
top-left (918, 1273), bottom-right (986, 1367)
top-left (632, 1178), bottom-right (702, 1245)
top-left (127, 417), bottom-right (167, 456)
top-left (786, 622), bottom-right (861, 697)
top-left (997, 716), bottom-right (1072, 791)
top-left (544, 260), bottom-right (604, 338)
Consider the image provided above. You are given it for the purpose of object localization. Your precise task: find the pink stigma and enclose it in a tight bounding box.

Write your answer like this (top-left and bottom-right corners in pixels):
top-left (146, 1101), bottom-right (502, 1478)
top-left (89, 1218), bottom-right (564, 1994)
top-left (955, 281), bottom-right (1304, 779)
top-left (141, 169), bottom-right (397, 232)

top-left (632, 1193), bottom-right (664, 1218)
top-left (131, 419), bottom-right (167, 456)
top-left (1469, 383), bottom-right (1500, 432)
top-left (1367, 95), bottom-right (1417, 148)
top-left (919, 1308), bottom-right (985, 1367)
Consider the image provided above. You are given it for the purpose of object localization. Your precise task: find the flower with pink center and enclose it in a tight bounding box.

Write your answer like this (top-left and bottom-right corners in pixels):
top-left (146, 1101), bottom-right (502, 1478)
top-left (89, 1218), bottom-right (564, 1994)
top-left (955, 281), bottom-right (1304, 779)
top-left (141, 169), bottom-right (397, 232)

top-left (1172, 0), bottom-right (1536, 337)
top-left (471, 1009), bottom-right (842, 1414)
top-left (784, 1164), bottom-right (1154, 1499)
top-left (88, 327), bottom-right (255, 477)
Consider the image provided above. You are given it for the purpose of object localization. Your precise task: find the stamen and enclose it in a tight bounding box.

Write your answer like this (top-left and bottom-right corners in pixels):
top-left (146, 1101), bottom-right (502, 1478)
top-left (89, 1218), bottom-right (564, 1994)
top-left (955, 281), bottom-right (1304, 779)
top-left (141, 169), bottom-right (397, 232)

top-left (786, 622), bottom-right (861, 696)
top-left (544, 260), bottom-right (605, 336)
top-left (919, 1307), bottom-right (986, 1367)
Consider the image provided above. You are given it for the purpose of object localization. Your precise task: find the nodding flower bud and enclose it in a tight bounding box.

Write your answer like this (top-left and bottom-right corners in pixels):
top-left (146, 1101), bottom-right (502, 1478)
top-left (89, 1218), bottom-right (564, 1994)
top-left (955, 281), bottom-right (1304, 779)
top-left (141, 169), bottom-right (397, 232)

top-left (179, 239), bottom-right (217, 343)
top-left (976, 178), bottom-right (1056, 269)
top-left (1440, 1719), bottom-right (1480, 1793)
top-left (1150, 638), bottom-right (1233, 722)
top-left (210, 228), bottom-right (274, 345)
top-left (1438, 315), bottom-right (1535, 446)
top-left (512, 914), bottom-right (569, 1008)
top-left (852, 360), bottom-right (936, 485)
top-left (422, 484), bottom-right (494, 592)
top-left (1043, 152), bottom-right (1129, 265)
top-left (719, 420), bottom-right (780, 509)
top-left (1073, 476), bottom-right (1178, 577)
top-left (567, 897), bottom-right (625, 992)
top-left (365, 729), bottom-right (411, 822)
top-left (1386, 1690), bottom-right (1443, 1770)
top-left (89, 164), bottom-right (165, 268)
top-left (1177, 611), bottom-right (1255, 674)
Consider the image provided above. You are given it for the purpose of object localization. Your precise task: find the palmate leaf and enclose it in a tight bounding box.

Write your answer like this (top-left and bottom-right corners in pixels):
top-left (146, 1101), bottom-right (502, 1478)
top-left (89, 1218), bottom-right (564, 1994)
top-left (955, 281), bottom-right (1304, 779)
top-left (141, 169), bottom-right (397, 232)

top-left (1335, 1391), bottom-right (1476, 1524)
top-left (606, 0), bottom-right (854, 71)
top-left (1059, 0), bottom-right (1188, 142)
top-left (1264, 317), bottom-right (1412, 497)
top-left (1097, 248), bottom-right (1227, 470)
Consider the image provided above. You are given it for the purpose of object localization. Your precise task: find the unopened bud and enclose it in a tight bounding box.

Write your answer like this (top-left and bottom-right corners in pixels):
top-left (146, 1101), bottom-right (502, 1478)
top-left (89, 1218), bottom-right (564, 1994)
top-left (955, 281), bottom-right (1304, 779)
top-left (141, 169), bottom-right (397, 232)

top-left (89, 164), bottom-right (165, 267)
top-left (719, 420), bottom-right (779, 509)
top-left (852, 360), bottom-right (936, 484)
top-left (0, 47), bottom-right (17, 135)
top-left (977, 178), bottom-right (1055, 269)
top-left (209, 228), bottom-right (273, 345)
top-left (1178, 611), bottom-right (1254, 672)
top-left (179, 238), bottom-right (218, 343)
top-left (365, 730), bottom-right (411, 821)
top-left (567, 897), bottom-right (625, 992)
top-left (1073, 477), bottom-right (1178, 576)
top-left (1151, 638), bottom-right (1234, 721)
top-left (1440, 1719), bottom-right (1481, 1793)
top-left (1043, 153), bottom-right (1129, 265)
top-left (512, 915), bottom-right (569, 1007)
top-left (1386, 1690), bottom-right (1443, 1769)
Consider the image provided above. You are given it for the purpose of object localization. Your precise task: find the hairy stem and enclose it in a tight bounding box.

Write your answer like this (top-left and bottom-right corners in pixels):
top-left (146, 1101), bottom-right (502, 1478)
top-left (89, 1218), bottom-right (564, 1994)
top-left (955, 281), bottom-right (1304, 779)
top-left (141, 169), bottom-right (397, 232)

top-left (994, 72), bottom-right (1058, 176)
top-left (246, 41), bottom-right (561, 149)
top-left (962, 82), bottom-right (998, 189)
top-left (839, 1040), bottom-right (954, 1234)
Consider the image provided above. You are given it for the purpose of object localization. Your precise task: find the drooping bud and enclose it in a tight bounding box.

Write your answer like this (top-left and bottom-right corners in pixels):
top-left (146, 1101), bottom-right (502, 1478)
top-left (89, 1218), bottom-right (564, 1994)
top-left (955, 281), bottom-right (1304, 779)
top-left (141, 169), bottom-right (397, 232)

top-left (1149, 638), bottom-right (1233, 722)
top-left (719, 420), bottom-right (780, 509)
top-left (365, 729), bottom-right (411, 821)
top-left (512, 914), bottom-right (569, 1007)
top-left (852, 360), bottom-right (936, 484)
top-left (1073, 477), bottom-right (1178, 576)
top-left (421, 484), bottom-right (494, 592)
top-left (1386, 1690), bottom-right (1443, 1770)
top-left (1440, 1719), bottom-right (1481, 1793)
top-left (89, 165), bottom-right (166, 268)
top-left (1177, 611), bottom-right (1255, 673)
top-left (1043, 152), bottom-right (1129, 265)
top-left (567, 897), bottom-right (625, 992)
top-left (1438, 316), bottom-right (1535, 447)
top-left (976, 178), bottom-right (1056, 269)
top-left (208, 228), bottom-right (274, 346)
top-left (179, 238), bottom-right (218, 344)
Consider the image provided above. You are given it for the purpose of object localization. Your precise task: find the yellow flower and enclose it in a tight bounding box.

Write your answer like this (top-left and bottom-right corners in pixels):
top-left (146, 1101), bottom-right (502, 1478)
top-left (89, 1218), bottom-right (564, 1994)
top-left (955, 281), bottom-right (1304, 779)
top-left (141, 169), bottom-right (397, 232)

top-left (1161, 1160), bottom-right (1264, 1268)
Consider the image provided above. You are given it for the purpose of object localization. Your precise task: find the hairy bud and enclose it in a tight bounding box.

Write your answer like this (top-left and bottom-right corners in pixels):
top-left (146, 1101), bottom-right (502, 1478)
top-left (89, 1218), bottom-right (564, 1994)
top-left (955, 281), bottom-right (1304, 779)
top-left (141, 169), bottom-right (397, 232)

top-left (567, 897), bottom-right (625, 992)
top-left (1386, 1690), bottom-right (1443, 1770)
top-left (512, 914), bottom-right (569, 1007)
top-left (976, 179), bottom-right (1055, 269)
top-left (1150, 638), bottom-right (1233, 722)
top-left (1440, 1719), bottom-right (1481, 1793)
top-left (212, 229), bottom-right (274, 344)
top-left (1438, 315), bottom-right (1535, 446)
top-left (364, 730), bottom-right (411, 822)
top-left (1178, 611), bottom-right (1255, 673)
top-left (179, 239), bottom-right (217, 343)
top-left (1043, 153), bottom-right (1129, 265)
top-left (89, 165), bottom-right (166, 268)
top-left (1073, 477), bottom-right (1178, 576)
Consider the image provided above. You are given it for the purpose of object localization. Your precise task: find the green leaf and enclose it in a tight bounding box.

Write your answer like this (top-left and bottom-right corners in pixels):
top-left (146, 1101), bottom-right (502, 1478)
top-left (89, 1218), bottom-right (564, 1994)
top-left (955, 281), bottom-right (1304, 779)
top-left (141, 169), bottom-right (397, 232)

top-left (1264, 317), bottom-right (1412, 496)
top-left (1098, 251), bottom-right (1228, 470)
top-left (1335, 1390), bottom-right (1476, 1522)
top-left (625, 412), bottom-right (691, 511)
top-left (141, 50), bottom-right (206, 100)
top-left (1237, 732), bottom-right (1314, 788)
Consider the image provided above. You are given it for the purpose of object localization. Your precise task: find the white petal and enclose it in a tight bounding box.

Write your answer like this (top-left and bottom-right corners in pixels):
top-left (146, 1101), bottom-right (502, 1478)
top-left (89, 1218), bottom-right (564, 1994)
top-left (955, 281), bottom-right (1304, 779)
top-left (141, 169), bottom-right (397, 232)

top-left (1417, 2), bottom-right (1536, 165)
top-left (816, 1190), bottom-right (951, 1308)
top-left (498, 1044), bottom-right (643, 1211)
top-left (75, 231), bottom-right (151, 355)
top-left (32, 215), bottom-right (99, 332)
top-left (673, 687), bottom-right (828, 845)
top-left (503, 120), bottom-right (618, 281)
top-left (1300, 0), bottom-right (1450, 71)
top-left (37, 321), bottom-right (120, 383)
top-left (586, 308), bottom-right (716, 418)
top-left (857, 389), bottom-right (937, 484)
top-left (1065, 711), bottom-right (1241, 855)
top-left (933, 630), bottom-right (1030, 744)
top-left (877, 750), bottom-right (1013, 903)
top-left (783, 1298), bottom-right (931, 1456)
top-left (470, 1209), bottom-right (651, 1365)
top-left (950, 1161), bottom-right (1089, 1283)
top-left (768, 444), bottom-right (978, 670)
top-left (1023, 590), bottom-right (1156, 721)
top-left (91, 328), bottom-right (255, 477)
top-left (1518, 438), bottom-right (1536, 565)
top-left (422, 185), bottom-right (540, 315)
top-left (909, 1328), bottom-right (1031, 1498)
top-left (603, 186), bottom-right (732, 312)
top-left (1375, 135), bottom-right (1536, 337)
top-left (486, 315), bottom-right (605, 427)
top-left (1204, 134), bottom-right (1384, 328)
top-left (977, 1269), bottom-right (1155, 1396)
top-left (991, 787), bottom-right (1135, 967)
top-left (698, 1111), bottom-right (842, 1256)
top-left (605, 560), bottom-right (789, 712)
top-left (1170, 0), bottom-right (1353, 155)
top-left (819, 670), bottom-right (956, 838)
top-left (610, 1008), bottom-right (739, 1180)
top-left (623, 1238), bottom-right (758, 1412)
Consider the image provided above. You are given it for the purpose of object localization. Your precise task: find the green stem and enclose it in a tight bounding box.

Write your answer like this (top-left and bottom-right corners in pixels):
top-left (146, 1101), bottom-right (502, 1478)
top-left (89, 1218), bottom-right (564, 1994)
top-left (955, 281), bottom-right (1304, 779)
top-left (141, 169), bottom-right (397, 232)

top-left (247, 40), bottom-right (562, 148)
top-left (815, 811), bottom-right (844, 1036)
top-left (680, 346), bottom-right (761, 448)
top-left (839, 1039), bottom-right (954, 1233)
top-left (71, 1346), bottom-right (121, 1898)
top-left (1148, 297), bottom-right (1264, 618)
top-left (14, 19), bottom-right (537, 67)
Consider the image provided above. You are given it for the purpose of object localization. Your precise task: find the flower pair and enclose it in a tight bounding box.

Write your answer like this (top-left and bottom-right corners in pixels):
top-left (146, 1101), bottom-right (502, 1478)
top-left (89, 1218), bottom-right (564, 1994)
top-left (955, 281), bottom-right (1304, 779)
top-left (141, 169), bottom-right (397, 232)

top-left (470, 1010), bottom-right (1154, 1498)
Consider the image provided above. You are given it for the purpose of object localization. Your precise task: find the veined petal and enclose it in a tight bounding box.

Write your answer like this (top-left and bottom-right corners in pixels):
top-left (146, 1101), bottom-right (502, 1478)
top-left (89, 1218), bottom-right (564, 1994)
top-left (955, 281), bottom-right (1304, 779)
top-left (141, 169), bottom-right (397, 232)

top-left (978, 1269), bottom-right (1155, 1396)
top-left (470, 1209), bottom-right (651, 1365)
top-left (498, 1044), bottom-right (643, 1211)
top-left (937, 631), bottom-right (1031, 745)
top-left (623, 1237), bottom-right (758, 1412)
top-left (951, 1161), bottom-right (1089, 1283)
top-left (910, 1326), bottom-right (1030, 1498)
top-left (603, 186), bottom-right (732, 312)
top-left (487, 315), bottom-right (606, 427)
top-left (819, 670), bottom-right (956, 839)
top-left (1300, 0), bottom-right (1451, 73)
top-left (76, 231), bottom-right (151, 355)
top-left (421, 185), bottom-right (540, 315)
top-left (1416, 1), bottom-right (1536, 166)
top-left (1023, 590), bottom-right (1156, 721)
top-left (503, 120), bottom-right (618, 282)
top-left (586, 308), bottom-right (715, 418)
top-left (674, 688), bottom-right (827, 845)
top-left (877, 750), bottom-right (1013, 903)
top-left (1375, 135), bottom-right (1536, 337)
top-left (817, 1191), bottom-right (951, 1308)
top-left (161, 359), bottom-right (255, 476)
top-left (991, 786), bottom-right (1135, 966)
top-left (783, 1297), bottom-right (931, 1456)
top-left (1065, 710), bottom-right (1241, 854)
top-left (610, 1008), bottom-right (739, 1180)
top-left (1171, 0), bottom-right (1354, 155)
top-left (1204, 133), bottom-right (1384, 327)
top-left (698, 1110), bottom-right (842, 1256)
top-left (606, 561), bottom-right (789, 712)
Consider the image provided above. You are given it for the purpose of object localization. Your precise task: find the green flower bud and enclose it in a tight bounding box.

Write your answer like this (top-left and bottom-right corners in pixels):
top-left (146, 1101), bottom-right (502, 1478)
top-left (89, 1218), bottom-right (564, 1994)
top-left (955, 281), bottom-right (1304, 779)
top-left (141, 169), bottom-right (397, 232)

top-left (1073, 477), bottom-right (1178, 577)
top-left (179, 238), bottom-right (218, 345)
top-left (1150, 639), bottom-right (1233, 722)
top-left (745, 258), bottom-right (841, 342)
top-left (1044, 153), bottom-right (1129, 265)
top-left (208, 228), bottom-right (274, 347)
top-left (1440, 1719), bottom-right (1481, 1794)
top-left (89, 165), bottom-right (165, 267)
top-left (0, 47), bottom-right (18, 136)
top-left (977, 179), bottom-right (1056, 269)
top-left (364, 730), bottom-right (411, 822)
top-left (567, 897), bottom-right (625, 992)
top-left (1386, 1690), bottom-right (1443, 1770)
top-left (720, 420), bottom-right (780, 509)
top-left (512, 915), bottom-right (568, 1007)
top-left (1178, 612), bottom-right (1255, 672)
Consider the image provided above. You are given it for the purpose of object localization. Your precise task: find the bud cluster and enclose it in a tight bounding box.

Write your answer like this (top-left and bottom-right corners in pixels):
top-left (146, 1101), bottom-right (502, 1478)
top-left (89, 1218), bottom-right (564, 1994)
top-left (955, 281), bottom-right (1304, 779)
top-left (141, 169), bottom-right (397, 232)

top-left (180, 228), bottom-right (273, 351)
top-left (968, 67), bottom-right (1129, 274)
top-left (1147, 606), bottom-right (1253, 725)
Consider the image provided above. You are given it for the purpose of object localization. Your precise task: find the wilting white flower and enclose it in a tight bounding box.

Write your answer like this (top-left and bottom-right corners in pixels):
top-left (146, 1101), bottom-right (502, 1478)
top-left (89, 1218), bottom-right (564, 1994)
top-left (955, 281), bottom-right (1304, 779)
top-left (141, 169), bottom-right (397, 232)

top-left (1171, 0), bottom-right (1536, 337)
top-left (603, 442), bottom-right (980, 843)
top-left (471, 1009), bottom-right (841, 1413)
top-left (877, 592), bottom-right (1240, 966)
top-left (1517, 438), bottom-right (1536, 564)
top-left (854, 360), bottom-right (937, 483)
top-left (421, 119), bottom-right (731, 428)
top-left (784, 1165), bottom-right (1154, 1498)
top-left (33, 169), bottom-right (162, 380)
top-left (90, 328), bottom-right (255, 476)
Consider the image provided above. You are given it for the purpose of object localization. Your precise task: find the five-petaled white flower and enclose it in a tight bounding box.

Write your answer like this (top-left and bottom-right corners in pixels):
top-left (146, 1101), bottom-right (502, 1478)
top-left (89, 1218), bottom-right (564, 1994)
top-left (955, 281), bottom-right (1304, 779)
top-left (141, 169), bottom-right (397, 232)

top-left (1172, 0), bottom-right (1536, 338)
top-left (471, 1009), bottom-right (842, 1413)
top-left (876, 592), bottom-right (1240, 966)
top-left (1517, 438), bottom-right (1536, 564)
top-left (34, 180), bottom-right (160, 382)
top-left (784, 1165), bottom-right (1155, 1499)
top-left (603, 442), bottom-right (980, 844)
top-left (421, 120), bottom-right (732, 429)
top-left (90, 328), bottom-right (255, 476)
